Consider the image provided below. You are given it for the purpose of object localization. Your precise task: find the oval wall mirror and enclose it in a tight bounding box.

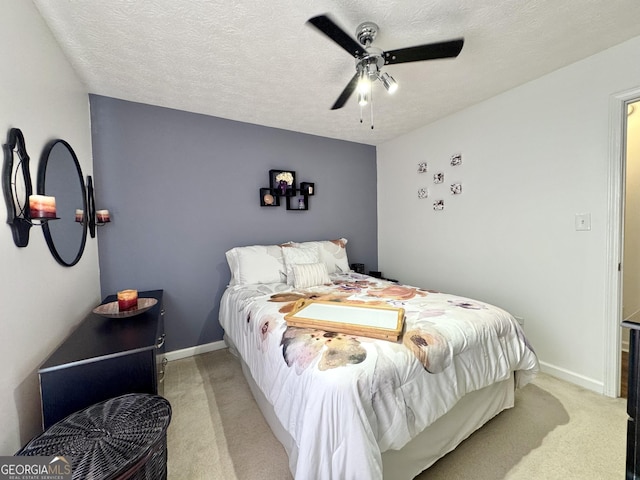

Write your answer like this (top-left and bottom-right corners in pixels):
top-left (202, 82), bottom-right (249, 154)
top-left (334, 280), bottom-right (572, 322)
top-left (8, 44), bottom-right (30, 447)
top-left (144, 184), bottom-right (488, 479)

top-left (38, 139), bottom-right (87, 267)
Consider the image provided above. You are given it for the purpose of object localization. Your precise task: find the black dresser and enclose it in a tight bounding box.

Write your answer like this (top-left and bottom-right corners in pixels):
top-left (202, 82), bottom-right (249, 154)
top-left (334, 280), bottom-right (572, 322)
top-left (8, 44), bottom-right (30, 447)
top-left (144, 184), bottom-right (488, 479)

top-left (38, 290), bottom-right (166, 429)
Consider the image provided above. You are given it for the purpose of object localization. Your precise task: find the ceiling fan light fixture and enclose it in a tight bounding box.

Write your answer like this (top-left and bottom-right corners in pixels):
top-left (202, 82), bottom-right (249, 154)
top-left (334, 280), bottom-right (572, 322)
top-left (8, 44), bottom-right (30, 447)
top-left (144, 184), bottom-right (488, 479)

top-left (380, 72), bottom-right (398, 94)
top-left (358, 90), bottom-right (369, 106)
top-left (358, 70), bottom-right (369, 105)
top-left (357, 78), bottom-right (371, 95)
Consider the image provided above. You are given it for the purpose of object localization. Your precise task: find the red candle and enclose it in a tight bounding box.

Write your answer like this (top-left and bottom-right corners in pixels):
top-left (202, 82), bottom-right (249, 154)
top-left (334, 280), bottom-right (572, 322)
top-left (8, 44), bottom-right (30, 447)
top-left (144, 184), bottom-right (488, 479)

top-left (75, 209), bottom-right (84, 222)
top-left (117, 289), bottom-right (138, 311)
top-left (96, 209), bottom-right (111, 223)
top-left (29, 195), bottom-right (57, 219)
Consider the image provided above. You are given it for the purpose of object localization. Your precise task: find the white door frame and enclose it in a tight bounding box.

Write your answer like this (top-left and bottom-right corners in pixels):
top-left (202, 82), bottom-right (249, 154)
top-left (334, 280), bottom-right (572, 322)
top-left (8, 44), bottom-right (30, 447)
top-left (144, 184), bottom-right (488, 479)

top-left (605, 87), bottom-right (640, 397)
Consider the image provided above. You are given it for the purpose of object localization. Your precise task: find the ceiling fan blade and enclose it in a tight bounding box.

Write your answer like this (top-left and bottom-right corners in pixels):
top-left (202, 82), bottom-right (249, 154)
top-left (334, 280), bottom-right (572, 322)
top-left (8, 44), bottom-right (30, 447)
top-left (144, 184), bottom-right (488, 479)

top-left (331, 73), bottom-right (359, 110)
top-left (384, 38), bottom-right (464, 65)
top-left (308, 15), bottom-right (363, 57)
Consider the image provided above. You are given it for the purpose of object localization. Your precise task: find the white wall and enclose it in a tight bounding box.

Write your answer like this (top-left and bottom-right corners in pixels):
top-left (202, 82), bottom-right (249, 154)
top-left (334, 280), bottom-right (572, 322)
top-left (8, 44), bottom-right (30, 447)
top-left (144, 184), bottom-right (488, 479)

top-left (378, 35), bottom-right (640, 393)
top-left (0, 1), bottom-right (100, 453)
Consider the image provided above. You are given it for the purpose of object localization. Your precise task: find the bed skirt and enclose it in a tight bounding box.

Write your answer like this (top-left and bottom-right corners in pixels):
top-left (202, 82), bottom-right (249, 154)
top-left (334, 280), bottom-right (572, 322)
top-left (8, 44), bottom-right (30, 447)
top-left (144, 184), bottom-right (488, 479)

top-left (226, 336), bottom-right (515, 479)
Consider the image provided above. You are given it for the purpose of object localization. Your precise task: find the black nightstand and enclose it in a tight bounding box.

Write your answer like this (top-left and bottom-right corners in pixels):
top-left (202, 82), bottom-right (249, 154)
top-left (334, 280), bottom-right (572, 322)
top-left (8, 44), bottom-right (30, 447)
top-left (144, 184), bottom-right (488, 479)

top-left (368, 271), bottom-right (398, 283)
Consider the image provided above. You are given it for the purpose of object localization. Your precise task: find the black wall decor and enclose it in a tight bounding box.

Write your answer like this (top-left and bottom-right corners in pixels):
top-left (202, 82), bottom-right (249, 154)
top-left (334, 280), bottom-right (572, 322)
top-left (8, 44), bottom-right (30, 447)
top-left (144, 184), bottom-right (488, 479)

top-left (260, 169), bottom-right (315, 211)
top-left (2, 128), bottom-right (33, 247)
top-left (87, 175), bottom-right (96, 238)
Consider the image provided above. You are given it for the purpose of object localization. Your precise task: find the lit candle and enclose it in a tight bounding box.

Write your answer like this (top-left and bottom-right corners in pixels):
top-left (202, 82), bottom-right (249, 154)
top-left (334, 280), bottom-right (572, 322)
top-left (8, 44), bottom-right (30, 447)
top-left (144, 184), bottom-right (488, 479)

top-left (117, 289), bottom-right (138, 311)
top-left (96, 209), bottom-right (111, 223)
top-left (75, 209), bottom-right (84, 223)
top-left (29, 195), bottom-right (57, 219)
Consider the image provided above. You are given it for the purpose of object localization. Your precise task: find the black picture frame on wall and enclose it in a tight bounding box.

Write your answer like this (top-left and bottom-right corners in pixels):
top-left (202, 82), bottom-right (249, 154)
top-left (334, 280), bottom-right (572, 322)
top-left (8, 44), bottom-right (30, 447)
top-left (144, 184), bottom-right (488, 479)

top-left (300, 182), bottom-right (315, 196)
top-left (269, 169), bottom-right (296, 196)
top-left (259, 188), bottom-right (280, 207)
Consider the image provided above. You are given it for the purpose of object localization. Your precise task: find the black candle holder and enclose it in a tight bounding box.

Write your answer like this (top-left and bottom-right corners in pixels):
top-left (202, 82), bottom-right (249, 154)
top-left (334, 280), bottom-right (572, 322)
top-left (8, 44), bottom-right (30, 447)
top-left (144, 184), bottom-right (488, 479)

top-left (1, 128), bottom-right (57, 247)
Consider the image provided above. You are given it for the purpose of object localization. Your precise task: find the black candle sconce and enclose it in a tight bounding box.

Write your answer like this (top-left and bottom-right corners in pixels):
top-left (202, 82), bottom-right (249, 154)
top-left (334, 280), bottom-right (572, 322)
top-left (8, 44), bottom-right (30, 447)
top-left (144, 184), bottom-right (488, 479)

top-left (2, 128), bottom-right (59, 247)
top-left (86, 175), bottom-right (96, 238)
top-left (84, 175), bottom-right (111, 239)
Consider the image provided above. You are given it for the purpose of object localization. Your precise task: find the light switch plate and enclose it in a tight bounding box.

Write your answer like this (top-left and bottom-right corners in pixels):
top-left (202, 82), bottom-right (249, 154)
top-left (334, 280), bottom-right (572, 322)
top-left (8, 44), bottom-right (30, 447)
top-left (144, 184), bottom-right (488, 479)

top-left (575, 213), bottom-right (591, 231)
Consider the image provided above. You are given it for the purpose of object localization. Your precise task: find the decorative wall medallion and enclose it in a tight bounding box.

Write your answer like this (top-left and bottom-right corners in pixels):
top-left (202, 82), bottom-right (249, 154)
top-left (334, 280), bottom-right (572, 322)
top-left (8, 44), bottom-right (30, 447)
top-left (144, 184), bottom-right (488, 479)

top-left (450, 154), bottom-right (462, 166)
top-left (450, 183), bottom-right (462, 195)
top-left (417, 188), bottom-right (428, 199)
top-left (417, 162), bottom-right (428, 173)
top-left (433, 172), bottom-right (444, 184)
top-left (433, 200), bottom-right (444, 211)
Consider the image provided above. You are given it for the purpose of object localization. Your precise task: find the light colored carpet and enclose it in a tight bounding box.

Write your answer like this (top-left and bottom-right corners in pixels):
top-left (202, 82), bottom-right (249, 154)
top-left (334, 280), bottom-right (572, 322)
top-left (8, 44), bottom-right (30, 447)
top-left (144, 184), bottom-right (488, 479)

top-left (164, 349), bottom-right (627, 479)
top-left (164, 349), bottom-right (291, 479)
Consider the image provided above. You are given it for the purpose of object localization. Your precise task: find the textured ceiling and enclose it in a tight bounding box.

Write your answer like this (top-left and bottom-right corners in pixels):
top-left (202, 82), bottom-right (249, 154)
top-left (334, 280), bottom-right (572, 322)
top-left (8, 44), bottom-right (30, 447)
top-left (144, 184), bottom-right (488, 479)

top-left (33, 0), bottom-right (640, 146)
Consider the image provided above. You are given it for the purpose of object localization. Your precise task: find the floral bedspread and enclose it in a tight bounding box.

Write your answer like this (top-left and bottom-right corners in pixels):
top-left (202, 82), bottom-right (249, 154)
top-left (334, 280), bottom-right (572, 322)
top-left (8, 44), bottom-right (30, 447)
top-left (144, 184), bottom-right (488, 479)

top-left (219, 272), bottom-right (539, 480)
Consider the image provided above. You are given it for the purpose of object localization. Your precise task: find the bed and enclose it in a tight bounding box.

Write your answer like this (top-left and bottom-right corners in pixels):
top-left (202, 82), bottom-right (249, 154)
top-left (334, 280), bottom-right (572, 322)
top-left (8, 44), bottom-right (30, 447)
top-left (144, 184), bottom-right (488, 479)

top-left (219, 239), bottom-right (539, 479)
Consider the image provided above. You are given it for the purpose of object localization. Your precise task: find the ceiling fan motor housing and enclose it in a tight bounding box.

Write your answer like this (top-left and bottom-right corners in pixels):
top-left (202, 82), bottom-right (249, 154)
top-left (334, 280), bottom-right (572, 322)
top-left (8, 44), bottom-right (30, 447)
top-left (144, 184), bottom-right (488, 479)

top-left (359, 54), bottom-right (384, 79)
top-left (355, 45), bottom-right (385, 77)
top-left (356, 21), bottom-right (379, 46)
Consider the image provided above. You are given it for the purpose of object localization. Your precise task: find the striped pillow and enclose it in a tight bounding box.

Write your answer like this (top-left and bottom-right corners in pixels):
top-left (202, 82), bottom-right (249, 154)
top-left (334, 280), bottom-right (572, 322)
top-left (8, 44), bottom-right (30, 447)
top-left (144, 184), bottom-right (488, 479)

top-left (292, 263), bottom-right (331, 289)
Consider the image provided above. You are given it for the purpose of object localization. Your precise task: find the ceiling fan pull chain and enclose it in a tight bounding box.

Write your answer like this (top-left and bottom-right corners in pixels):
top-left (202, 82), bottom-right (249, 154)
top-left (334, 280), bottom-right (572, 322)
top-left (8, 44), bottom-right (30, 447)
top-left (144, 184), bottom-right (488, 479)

top-left (370, 88), bottom-right (374, 129)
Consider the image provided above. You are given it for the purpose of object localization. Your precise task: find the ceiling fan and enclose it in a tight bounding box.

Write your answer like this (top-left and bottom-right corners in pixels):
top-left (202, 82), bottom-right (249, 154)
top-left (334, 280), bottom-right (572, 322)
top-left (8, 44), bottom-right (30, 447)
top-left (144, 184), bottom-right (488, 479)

top-left (307, 14), bottom-right (464, 113)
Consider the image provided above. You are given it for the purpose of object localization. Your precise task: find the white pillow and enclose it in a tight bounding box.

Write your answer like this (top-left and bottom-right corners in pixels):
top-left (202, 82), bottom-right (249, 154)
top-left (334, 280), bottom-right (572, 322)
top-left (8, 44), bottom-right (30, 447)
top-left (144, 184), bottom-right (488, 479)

top-left (282, 244), bottom-right (320, 285)
top-left (292, 263), bottom-right (331, 288)
top-left (293, 238), bottom-right (350, 274)
top-left (225, 244), bottom-right (287, 285)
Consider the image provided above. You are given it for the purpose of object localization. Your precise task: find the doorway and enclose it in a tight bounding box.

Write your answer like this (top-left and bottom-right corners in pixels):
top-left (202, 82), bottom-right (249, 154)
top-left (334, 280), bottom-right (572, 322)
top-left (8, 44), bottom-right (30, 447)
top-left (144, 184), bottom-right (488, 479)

top-left (605, 88), bottom-right (640, 398)
top-left (621, 99), bottom-right (640, 398)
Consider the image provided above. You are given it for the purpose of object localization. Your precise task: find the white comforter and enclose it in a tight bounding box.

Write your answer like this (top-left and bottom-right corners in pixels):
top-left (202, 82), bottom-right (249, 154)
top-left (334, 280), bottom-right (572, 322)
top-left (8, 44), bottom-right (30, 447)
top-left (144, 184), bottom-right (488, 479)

top-left (219, 272), bottom-right (539, 479)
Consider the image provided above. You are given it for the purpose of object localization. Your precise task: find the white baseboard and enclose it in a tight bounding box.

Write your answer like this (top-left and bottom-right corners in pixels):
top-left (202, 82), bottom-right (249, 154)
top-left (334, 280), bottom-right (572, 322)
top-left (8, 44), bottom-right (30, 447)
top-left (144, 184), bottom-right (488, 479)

top-left (539, 360), bottom-right (604, 394)
top-left (165, 340), bottom-right (227, 362)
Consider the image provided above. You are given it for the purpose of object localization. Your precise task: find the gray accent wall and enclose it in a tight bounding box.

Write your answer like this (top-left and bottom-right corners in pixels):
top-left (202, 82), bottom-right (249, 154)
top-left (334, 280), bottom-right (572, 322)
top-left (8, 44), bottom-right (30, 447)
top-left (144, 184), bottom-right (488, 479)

top-left (90, 95), bottom-right (377, 351)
